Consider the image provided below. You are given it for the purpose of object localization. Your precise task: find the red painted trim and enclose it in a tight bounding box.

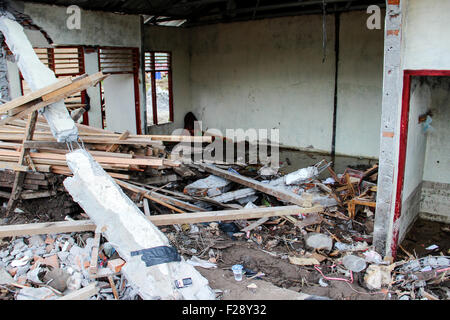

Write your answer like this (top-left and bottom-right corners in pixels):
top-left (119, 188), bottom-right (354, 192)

top-left (391, 69), bottom-right (450, 258)
top-left (168, 68), bottom-right (174, 122)
top-left (150, 52), bottom-right (158, 126)
top-left (133, 48), bottom-right (142, 135)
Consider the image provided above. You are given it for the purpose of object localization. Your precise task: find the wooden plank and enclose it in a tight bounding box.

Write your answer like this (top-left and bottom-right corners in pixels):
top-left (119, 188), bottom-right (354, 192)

top-left (199, 164), bottom-right (307, 206)
top-left (0, 161), bottom-right (29, 172)
top-left (58, 282), bottom-right (98, 300)
top-left (106, 130), bottom-right (129, 153)
top-left (0, 77), bottom-right (72, 114)
top-left (0, 73), bottom-right (106, 126)
top-left (6, 111), bottom-right (38, 215)
top-left (89, 230), bottom-right (101, 275)
top-left (143, 198), bottom-right (151, 217)
top-left (0, 205), bottom-right (323, 238)
top-left (151, 205), bottom-right (323, 226)
top-left (120, 180), bottom-right (206, 212)
top-left (20, 190), bottom-right (57, 200)
top-left (0, 150), bottom-right (169, 167)
top-left (107, 276), bottom-right (119, 300)
top-left (115, 179), bottom-right (185, 213)
top-left (0, 219), bottom-right (97, 237)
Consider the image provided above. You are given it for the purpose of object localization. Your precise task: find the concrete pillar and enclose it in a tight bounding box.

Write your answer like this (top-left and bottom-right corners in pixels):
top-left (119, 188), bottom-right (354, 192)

top-left (374, 0), bottom-right (404, 257)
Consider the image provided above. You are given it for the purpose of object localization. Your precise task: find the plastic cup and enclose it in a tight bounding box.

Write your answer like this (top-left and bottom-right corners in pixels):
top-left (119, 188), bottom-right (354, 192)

top-left (231, 264), bottom-right (244, 281)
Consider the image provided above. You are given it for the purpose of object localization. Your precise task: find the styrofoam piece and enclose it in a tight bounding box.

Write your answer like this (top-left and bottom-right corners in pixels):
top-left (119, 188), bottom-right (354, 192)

top-left (63, 149), bottom-right (215, 300)
top-left (0, 16), bottom-right (78, 142)
top-left (284, 166), bottom-right (319, 185)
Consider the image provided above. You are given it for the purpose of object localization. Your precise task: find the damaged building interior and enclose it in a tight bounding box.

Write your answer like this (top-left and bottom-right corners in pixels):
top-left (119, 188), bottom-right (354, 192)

top-left (0, 0), bottom-right (448, 302)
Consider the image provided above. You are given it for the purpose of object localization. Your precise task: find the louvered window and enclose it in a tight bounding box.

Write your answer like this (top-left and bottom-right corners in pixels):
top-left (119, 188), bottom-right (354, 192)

top-left (144, 52), bottom-right (173, 126)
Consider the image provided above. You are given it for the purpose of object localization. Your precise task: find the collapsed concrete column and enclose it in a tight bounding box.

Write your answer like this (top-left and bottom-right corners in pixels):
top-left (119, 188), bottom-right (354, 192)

top-left (0, 13), bottom-right (78, 142)
top-left (64, 149), bottom-right (215, 300)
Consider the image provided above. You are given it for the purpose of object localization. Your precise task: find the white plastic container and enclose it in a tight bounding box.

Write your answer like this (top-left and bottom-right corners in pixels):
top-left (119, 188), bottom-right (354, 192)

top-left (231, 264), bottom-right (244, 281)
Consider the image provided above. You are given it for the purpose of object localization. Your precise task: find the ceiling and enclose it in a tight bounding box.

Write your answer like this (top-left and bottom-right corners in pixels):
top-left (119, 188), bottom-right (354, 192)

top-left (14, 0), bottom-right (386, 27)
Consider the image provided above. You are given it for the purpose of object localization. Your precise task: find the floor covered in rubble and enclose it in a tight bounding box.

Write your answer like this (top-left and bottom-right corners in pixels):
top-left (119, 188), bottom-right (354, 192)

top-left (0, 148), bottom-right (448, 300)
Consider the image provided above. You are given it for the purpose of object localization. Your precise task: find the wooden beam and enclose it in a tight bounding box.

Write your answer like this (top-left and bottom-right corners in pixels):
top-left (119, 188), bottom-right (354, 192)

top-left (198, 163), bottom-right (307, 206)
top-left (106, 130), bottom-right (129, 153)
top-left (89, 230), bottom-right (101, 275)
top-left (0, 205), bottom-right (323, 238)
top-left (6, 111), bottom-right (38, 215)
top-left (0, 77), bottom-right (72, 114)
top-left (0, 73), bottom-right (106, 126)
top-left (118, 180), bottom-right (206, 212)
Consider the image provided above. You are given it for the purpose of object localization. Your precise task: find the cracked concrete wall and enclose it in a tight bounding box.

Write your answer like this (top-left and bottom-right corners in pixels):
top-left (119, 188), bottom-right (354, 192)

top-left (403, 0), bottom-right (450, 70)
top-left (0, 34), bottom-right (10, 101)
top-left (395, 78), bottom-right (430, 244)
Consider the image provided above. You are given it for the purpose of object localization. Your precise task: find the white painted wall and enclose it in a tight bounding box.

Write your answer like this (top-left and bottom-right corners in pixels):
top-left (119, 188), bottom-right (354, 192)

top-left (396, 78), bottom-right (430, 241)
top-left (336, 11), bottom-right (384, 158)
top-left (103, 74), bottom-right (137, 134)
top-left (423, 78), bottom-right (450, 184)
top-left (419, 77), bottom-right (450, 221)
top-left (402, 79), bottom-right (430, 201)
top-left (144, 11), bottom-right (384, 158)
top-left (403, 0), bottom-right (450, 70)
top-left (189, 14), bottom-right (336, 154)
top-left (13, 1), bottom-right (141, 47)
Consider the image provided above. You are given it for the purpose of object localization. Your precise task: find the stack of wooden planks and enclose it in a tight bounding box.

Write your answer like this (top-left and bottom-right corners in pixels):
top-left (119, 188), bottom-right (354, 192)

top-left (0, 72), bottom-right (213, 205)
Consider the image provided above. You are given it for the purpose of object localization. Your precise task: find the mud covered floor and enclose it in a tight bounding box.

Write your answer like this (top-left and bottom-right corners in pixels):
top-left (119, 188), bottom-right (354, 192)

top-left (198, 241), bottom-right (386, 300)
top-left (399, 218), bottom-right (450, 259)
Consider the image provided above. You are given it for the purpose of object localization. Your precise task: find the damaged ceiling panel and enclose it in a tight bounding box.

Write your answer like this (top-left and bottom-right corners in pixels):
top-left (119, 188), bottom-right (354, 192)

top-left (16, 0), bottom-right (385, 27)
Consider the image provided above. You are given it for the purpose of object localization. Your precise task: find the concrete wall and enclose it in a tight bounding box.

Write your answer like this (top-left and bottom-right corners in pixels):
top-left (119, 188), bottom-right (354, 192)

top-left (396, 78), bottom-right (430, 242)
top-left (403, 0), bottom-right (450, 70)
top-left (144, 26), bottom-right (192, 135)
top-left (336, 11), bottom-right (384, 158)
top-left (420, 76), bottom-right (450, 222)
top-left (423, 77), bottom-right (450, 184)
top-left (190, 14), bottom-right (336, 154)
top-left (185, 12), bottom-right (384, 158)
top-left (103, 74), bottom-right (137, 134)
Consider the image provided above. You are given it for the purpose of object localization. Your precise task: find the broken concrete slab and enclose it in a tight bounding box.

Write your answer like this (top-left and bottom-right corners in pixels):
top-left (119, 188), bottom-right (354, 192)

top-left (212, 188), bottom-right (257, 203)
top-left (63, 149), bottom-right (215, 300)
top-left (184, 175), bottom-right (232, 197)
top-left (0, 267), bottom-right (13, 285)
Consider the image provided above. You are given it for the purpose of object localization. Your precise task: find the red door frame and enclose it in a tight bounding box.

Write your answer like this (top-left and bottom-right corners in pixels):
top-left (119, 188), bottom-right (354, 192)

top-left (391, 69), bottom-right (450, 258)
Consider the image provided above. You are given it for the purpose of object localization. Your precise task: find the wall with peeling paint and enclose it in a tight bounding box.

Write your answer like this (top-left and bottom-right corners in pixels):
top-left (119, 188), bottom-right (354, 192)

top-left (6, 1), bottom-right (144, 133)
top-left (397, 78), bottom-right (430, 242)
top-left (420, 76), bottom-right (450, 222)
top-left (186, 11), bottom-right (384, 158)
top-left (403, 0), bottom-right (450, 70)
